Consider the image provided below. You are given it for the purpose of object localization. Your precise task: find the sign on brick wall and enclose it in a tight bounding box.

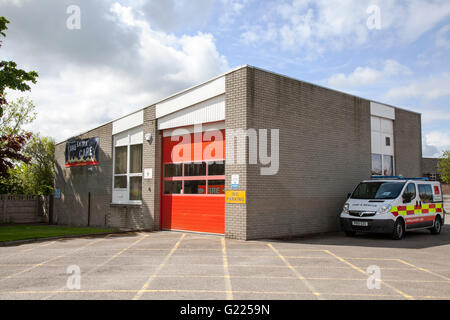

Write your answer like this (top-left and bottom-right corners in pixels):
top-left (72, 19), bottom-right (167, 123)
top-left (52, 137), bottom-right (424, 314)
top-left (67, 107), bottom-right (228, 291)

top-left (65, 137), bottom-right (99, 167)
top-left (225, 191), bottom-right (246, 204)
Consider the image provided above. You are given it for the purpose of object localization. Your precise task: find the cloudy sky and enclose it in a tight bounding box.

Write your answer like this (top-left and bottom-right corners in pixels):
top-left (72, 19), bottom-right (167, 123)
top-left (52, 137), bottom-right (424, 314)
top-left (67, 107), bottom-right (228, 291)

top-left (1, 0), bottom-right (449, 156)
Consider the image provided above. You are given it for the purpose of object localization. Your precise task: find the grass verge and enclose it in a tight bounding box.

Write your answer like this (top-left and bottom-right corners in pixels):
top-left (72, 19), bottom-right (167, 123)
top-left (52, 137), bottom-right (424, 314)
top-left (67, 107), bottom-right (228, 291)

top-left (0, 225), bottom-right (117, 242)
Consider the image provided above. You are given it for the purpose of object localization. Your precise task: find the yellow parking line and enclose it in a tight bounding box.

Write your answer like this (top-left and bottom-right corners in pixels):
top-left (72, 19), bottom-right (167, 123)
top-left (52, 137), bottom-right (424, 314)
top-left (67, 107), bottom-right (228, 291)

top-left (21, 241), bottom-right (57, 252)
top-left (396, 259), bottom-right (450, 281)
top-left (323, 250), bottom-right (414, 300)
top-left (221, 238), bottom-right (233, 300)
top-left (150, 273), bottom-right (447, 284)
top-left (41, 234), bottom-right (150, 300)
top-left (1, 235), bottom-right (110, 281)
top-left (133, 233), bottom-right (186, 300)
top-left (345, 257), bottom-right (400, 261)
top-left (268, 243), bottom-right (322, 300)
top-left (7, 289), bottom-right (447, 299)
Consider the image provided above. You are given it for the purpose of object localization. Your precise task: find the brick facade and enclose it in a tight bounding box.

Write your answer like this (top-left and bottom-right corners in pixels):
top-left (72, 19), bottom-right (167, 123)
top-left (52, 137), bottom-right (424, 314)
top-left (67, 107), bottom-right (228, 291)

top-left (394, 108), bottom-right (422, 177)
top-left (55, 123), bottom-right (113, 227)
top-left (54, 65), bottom-right (423, 239)
top-left (239, 67), bottom-right (372, 239)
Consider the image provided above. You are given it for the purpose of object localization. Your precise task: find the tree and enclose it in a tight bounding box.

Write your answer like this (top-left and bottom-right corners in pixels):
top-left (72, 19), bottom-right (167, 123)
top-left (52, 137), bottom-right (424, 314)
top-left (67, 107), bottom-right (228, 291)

top-left (0, 135), bottom-right (55, 195)
top-left (0, 97), bottom-right (36, 136)
top-left (438, 150), bottom-right (450, 184)
top-left (22, 134), bottom-right (55, 195)
top-left (0, 16), bottom-right (38, 178)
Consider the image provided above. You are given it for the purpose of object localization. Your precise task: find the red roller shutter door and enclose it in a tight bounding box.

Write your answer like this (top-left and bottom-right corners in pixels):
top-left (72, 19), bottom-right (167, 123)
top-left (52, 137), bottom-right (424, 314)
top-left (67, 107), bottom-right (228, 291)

top-left (161, 129), bottom-right (225, 234)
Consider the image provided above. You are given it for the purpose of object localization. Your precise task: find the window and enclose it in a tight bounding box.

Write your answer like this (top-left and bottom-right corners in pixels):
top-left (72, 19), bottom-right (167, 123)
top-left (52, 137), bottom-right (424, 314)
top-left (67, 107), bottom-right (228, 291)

top-left (184, 180), bottom-right (207, 194)
top-left (403, 183), bottom-right (416, 201)
top-left (418, 184), bottom-right (433, 203)
top-left (372, 153), bottom-right (395, 176)
top-left (351, 182), bottom-right (405, 200)
top-left (385, 137), bottom-right (391, 146)
top-left (164, 164), bottom-right (182, 177)
top-left (184, 163), bottom-right (206, 176)
top-left (371, 154), bottom-right (382, 176)
top-left (163, 161), bottom-right (225, 195)
top-left (208, 162), bottom-right (225, 176)
top-left (371, 116), bottom-right (394, 176)
top-left (208, 180), bottom-right (225, 194)
top-left (383, 155), bottom-right (393, 176)
top-left (113, 127), bottom-right (143, 204)
top-left (164, 181), bottom-right (182, 194)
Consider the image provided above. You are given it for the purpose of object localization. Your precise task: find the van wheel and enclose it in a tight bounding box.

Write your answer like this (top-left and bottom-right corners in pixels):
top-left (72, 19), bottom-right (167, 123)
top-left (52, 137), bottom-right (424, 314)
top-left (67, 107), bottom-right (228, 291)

top-left (392, 219), bottom-right (405, 240)
top-left (430, 216), bottom-right (442, 235)
top-left (345, 231), bottom-right (356, 237)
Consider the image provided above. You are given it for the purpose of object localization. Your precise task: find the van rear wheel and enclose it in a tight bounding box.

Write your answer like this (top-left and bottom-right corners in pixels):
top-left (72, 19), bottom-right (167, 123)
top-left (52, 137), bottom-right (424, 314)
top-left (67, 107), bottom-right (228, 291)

top-left (430, 216), bottom-right (442, 235)
top-left (392, 219), bottom-right (405, 240)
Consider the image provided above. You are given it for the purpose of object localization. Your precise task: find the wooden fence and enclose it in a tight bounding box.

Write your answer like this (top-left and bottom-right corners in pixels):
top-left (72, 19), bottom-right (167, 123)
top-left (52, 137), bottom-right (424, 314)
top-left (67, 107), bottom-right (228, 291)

top-left (1, 195), bottom-right (49, 224)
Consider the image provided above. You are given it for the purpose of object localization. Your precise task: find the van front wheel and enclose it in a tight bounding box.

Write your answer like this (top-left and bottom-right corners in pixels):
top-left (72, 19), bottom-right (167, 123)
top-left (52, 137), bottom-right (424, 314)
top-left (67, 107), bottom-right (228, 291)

top-left (392, 219), bottom-right (405, 240)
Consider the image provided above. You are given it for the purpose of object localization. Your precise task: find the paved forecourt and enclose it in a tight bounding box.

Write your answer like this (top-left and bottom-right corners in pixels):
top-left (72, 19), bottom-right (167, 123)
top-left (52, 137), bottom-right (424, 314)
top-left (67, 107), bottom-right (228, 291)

top-left (0, 224), bottom-right (449, 300)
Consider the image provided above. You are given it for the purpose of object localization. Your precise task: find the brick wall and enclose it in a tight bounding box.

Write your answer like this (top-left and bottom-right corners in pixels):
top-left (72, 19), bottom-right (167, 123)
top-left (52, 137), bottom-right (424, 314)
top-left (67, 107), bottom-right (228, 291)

top-left (54, 123), bottom-right (113, 227)
top-left (141, 105), bottom-right (161, 231)
top-left (224, 67), bottom-right (249, 239)
top-left (394, 108), bottom-right (422, 178)
top-left (244, 67), bottom-right (372, 239)
top-left (55, 107), bottom-right (160, 231)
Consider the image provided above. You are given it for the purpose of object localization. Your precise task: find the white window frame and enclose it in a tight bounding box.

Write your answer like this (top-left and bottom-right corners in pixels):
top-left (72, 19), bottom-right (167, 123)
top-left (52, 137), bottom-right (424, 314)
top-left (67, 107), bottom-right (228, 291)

top-left (112, 126), bottom-right (143, 205)
top-left (371, 116), bottom-right (395, 176)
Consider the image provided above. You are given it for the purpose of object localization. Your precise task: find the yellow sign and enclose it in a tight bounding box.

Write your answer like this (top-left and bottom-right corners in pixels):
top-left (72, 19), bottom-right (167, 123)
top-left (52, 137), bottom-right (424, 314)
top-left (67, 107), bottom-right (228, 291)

top-left (225, 191), bottom-right (246, 204)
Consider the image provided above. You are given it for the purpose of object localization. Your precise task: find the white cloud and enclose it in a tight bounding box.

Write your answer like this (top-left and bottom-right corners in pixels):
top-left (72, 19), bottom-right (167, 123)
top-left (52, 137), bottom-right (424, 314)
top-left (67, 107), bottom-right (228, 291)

top-left (219, 0), bottom-right (251, 25)
top-left (1, 1), bottom-right (229, 141)
top-left (424, 131), bottom-right (450, 155)
top-left (240, 0), bottom-right (450, 54)
top-left (327, 60), bottom-right (411, 89)
top-left (385, 73), bottom-right (450, 100)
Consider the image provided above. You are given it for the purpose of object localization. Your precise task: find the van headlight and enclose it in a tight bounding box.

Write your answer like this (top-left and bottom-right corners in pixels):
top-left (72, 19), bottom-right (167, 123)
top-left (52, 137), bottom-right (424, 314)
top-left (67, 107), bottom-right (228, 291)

top-left (343, 203), bottom-right (349, 214)
top-left (377, 204), bottom-right (392, 215)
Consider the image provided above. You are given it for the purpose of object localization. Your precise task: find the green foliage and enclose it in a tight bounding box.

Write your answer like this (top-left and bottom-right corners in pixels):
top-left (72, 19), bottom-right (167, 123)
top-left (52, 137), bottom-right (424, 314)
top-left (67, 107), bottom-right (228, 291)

top-left (0, 16), bottom-right (9, 38)
top-left (438, 150), bottom-right (450, 184)
top-left (0, 135), bottom-right (55, 195)
top-left (0, 96), bottom-right (36, 136)
top-left (0, 16), bottom-right (39, 178)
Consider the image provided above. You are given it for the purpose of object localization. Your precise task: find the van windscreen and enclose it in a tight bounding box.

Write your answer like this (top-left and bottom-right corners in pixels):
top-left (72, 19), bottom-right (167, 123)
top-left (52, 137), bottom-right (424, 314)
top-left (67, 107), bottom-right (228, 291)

top-left (351, 182), bottom-right (406, 200)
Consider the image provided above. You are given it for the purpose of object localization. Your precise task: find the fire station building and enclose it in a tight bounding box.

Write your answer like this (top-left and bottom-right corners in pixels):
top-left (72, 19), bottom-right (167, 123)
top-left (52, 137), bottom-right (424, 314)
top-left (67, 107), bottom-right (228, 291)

top-left (54, 65), bottom-right (423, 240)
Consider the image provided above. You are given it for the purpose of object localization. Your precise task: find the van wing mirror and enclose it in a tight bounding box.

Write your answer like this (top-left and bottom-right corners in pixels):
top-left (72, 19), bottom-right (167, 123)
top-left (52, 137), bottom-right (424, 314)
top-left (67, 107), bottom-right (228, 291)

top-left (347, 193), bottom-right (351, 199)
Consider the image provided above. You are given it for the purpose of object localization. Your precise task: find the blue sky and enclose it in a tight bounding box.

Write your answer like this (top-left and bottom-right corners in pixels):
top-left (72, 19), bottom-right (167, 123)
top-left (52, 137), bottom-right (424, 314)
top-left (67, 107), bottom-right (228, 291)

top-left (1, 0), bottom-right (449, 156)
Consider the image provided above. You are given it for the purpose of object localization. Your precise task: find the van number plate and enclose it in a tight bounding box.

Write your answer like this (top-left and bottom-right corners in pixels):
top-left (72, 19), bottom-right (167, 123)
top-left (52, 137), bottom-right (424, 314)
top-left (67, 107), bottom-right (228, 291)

top-left (352, 221), bottom-right (369, 227)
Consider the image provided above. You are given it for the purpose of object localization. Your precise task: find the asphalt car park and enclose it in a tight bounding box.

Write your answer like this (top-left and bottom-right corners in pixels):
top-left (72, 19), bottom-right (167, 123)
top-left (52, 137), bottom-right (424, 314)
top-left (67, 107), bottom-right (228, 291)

top-left (0, 221), bottom-right (449, 300)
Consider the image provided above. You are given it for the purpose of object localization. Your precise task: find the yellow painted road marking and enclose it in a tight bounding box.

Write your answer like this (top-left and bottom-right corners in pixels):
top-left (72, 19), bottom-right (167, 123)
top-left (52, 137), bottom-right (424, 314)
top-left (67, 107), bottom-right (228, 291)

top-left (396, 259), bottom-right (450, 281)
top-left (133, 233), bottom-right (186, 300)
top-left (1, 235), bottom-right (110, 282)
top-left (268, 243), bottom-right (322, 300)
top-left (4, 289), bottom-right (448, 299)
top-left (21, 241), bottom-right (57, 252)
top-left (323, 250), bottom-right (414, 300)
top-left (221, 238), bottom-right (233, 300)
top-left (41, 234), bottom-right (150, 300)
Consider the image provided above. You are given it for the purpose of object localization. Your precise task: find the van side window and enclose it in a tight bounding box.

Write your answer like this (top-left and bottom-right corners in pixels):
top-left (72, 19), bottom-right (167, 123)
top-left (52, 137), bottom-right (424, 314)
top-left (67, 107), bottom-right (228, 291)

top-left (418, 184), bottom-right (433, 203)
top-left (404, 183), bottom-right (416, 200)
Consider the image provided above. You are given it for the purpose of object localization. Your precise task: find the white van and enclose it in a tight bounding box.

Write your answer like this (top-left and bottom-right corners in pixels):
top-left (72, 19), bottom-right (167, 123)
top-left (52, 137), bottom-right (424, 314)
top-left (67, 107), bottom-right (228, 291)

top-left (340, 177), bottom-right (445, 240)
